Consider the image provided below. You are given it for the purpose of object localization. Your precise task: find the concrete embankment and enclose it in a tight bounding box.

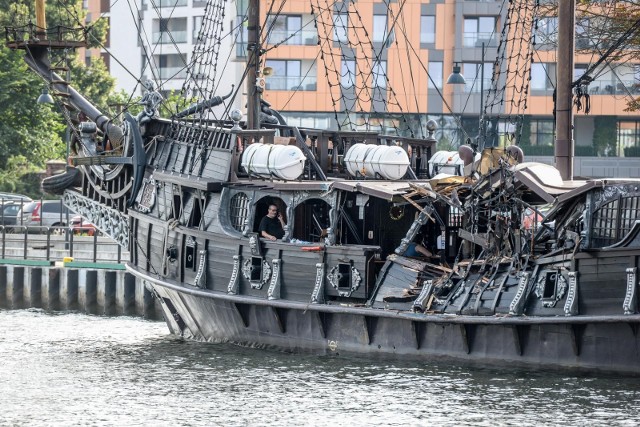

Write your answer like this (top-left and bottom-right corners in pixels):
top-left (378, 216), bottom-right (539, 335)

top-left (0, 234), bottom-right (162, 320)
top-left (0, 263), bottom-right (162, 319)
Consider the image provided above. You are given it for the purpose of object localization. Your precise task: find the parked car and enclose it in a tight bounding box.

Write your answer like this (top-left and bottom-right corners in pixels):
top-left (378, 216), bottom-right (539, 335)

top-left (0, 192), bottom-right (32, 204)
top-left (0, 202), bottom-right (23, 226)
top-left (18, 200), bottom-right (70, 232)
top-left (69, 215), bottom-right (98, 236)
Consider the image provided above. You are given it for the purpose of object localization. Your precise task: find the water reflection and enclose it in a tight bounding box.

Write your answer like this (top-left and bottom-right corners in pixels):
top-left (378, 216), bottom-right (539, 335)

top-left (2, 310), bottom-right (640, 426)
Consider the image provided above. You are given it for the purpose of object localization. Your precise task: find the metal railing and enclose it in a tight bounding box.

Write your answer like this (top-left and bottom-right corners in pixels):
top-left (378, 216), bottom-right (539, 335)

top-left (0, 225), bottom-right (125, 265)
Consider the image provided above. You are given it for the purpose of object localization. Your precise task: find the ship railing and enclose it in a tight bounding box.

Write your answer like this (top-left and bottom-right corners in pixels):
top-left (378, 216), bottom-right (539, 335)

top-left (0, 226), bottom-right (125, 265)
top-left (5, 23), bottom-right (87, 49)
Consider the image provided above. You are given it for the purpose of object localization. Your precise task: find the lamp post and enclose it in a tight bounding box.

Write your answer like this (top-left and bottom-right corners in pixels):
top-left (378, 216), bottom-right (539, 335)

top-left (447, 42), bottom-right (486, 150)
top-left (446, 61), bottom-right (466, 148)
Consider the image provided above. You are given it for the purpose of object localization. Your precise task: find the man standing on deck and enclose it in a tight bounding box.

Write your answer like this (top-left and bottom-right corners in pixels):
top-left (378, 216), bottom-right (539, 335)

top-left (259, 204), bottom-right (286, 240)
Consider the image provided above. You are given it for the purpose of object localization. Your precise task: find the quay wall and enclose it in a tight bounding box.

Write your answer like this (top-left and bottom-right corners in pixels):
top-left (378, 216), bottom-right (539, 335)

top-left (0, 263), bottom-right (163, 320)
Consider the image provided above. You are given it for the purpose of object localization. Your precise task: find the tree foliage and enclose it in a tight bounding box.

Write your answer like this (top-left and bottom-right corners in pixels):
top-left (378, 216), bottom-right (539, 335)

top-left (0, 0), bottom-right (117, 195)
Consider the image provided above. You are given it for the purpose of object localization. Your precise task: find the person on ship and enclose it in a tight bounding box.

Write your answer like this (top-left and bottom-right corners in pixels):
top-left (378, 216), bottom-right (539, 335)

top-left (259, 204), bottom-right (286, 241)
top-left (403, 230), bottom-right (433, 258)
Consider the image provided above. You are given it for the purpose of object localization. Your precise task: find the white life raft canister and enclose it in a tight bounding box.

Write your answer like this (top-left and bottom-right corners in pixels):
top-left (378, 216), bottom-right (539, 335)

top-left (241, 143), bottom-right (307, 180)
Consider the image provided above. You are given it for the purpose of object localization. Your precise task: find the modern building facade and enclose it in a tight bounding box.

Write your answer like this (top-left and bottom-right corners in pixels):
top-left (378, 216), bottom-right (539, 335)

top-left (86, 0), bottom-right (639, 159)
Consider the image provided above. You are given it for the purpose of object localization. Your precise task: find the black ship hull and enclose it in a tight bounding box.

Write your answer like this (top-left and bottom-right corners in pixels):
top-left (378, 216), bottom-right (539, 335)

top-left (133, 264), bottom-right (640, 375)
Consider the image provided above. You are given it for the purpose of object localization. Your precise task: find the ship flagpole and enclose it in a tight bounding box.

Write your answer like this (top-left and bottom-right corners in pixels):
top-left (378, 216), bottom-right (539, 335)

top-left (554, 0), bottom-right (576, 180)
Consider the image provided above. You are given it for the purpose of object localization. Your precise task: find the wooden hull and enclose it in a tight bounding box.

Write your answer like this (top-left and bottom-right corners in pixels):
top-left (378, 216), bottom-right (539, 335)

top-left (130, 264), bottom-right (640, 375)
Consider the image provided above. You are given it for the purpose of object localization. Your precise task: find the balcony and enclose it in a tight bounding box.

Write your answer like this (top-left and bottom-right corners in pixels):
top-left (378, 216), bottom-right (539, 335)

top-left (153, 31), bottom-right (188, 44)
top-left (265, 76), bottom-right (317, 91)
top-left (588, 80), bottom-right (640, 95)
top-left (158, 0), bottom-right (187, 7)
top-left (266, 29), bottom-right (318, 46)
top-left (158, 66), bottom-right (188, 79)
top-left (463, 32), bottom-right (496, 48)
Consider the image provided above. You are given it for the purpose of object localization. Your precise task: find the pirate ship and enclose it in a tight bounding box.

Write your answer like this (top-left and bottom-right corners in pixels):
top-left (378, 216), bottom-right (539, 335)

top-left (5, 0), bottom-right (640, 374)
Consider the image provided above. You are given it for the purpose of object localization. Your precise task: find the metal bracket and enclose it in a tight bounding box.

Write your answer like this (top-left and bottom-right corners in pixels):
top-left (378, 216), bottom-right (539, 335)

top-left (267, 259), bottom-right (282, 300)
top-left (227, 254), bottom-right (241, 294)
top-left (509, 272), bottom-right (530, 316)
top-left (311, 263), bottom-right (326, 304)
top-left (624, 267), bottom-right (638, 315)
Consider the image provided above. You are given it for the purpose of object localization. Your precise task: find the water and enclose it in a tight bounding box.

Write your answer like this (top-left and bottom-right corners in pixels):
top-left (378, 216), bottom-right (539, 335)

top-left (1, 310), bottom-right (640, 426)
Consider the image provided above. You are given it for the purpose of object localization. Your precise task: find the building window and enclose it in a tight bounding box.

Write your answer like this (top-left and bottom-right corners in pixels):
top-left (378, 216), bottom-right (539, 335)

top-left (576, 17), bottom-right (592, 49)
top-left (230, 192), bottom-right (250, 232)
top-left (158, 0), bottom-right (187, 7)
top-left (428, 61), bottom-right (442, 88)
top-left (193, 16), bottom-right (203, 42)
top-left (372, 60), bottom-right (387, 88)
top-left (155, 53), bottom-right (188, 79)
top-left (534, 16), bottom-right (557, 48)
top-left (530, 63), bottom-right (556, 91)
top-left (462, 62), bottom-right (492, 92)
top-left (463, 16), bottom-right (496, 47)
top-left (420, 15), bottom-right (435, 44)
top-left (341, 60), bottom-right (356, 88)
top-left (618, 121), bottom-right (640, 157)
top-left (266, 14), bottom-right (302, 45)
top-left (529, 119), bottom-right (555, 146)
top-left (373, 14), bottom-right (388, 43)
top-left (333, 13), bottom-right (348, 44)
top-left (154, 17), bottom-right (188, 44)
top-left (265, 60), bottom-right (316, 91)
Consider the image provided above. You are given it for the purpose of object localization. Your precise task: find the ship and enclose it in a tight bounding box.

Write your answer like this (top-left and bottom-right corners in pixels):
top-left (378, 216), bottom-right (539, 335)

top-left (5, 0), bottom-right (640, 374)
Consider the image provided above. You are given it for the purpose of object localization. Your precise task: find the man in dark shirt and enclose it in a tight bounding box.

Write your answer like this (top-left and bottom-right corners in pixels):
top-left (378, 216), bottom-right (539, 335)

top-left (259, 204), bottom-right (286, 240)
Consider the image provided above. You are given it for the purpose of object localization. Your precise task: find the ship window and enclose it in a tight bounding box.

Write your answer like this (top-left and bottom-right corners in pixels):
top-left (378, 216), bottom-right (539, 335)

top-left (591, 195), bottom-right (640, 247)
top-left (337, 263), bottom-right (352, 291)
top-left (188, 194), bottom-right (205, 228)
top-left (230, 192), bottom-right (250, 232)
top-left (172, 186), bottom-right (182, 220)
top-left (542, 272), bottom-right (557, 299)
top-left (250, 256), bottom-right (263, 281)
top-left (292, 198), bottom-right (331, 243)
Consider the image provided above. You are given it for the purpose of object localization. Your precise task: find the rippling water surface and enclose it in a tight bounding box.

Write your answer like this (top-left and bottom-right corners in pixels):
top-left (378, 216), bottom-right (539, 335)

top-left (2, 310), bottom-right (640, 426)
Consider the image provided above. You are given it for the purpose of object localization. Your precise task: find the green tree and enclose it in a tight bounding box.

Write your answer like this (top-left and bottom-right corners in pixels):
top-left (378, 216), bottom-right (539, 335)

top-left (0, 0), bottom-right (121, 196)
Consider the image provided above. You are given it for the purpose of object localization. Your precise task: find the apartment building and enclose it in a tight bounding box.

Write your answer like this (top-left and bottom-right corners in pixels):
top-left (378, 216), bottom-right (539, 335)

top-left (240, 0), bottom-right (640, 158)
top-left (84, 0), bottom-right (638, 158)
top-left (86, 0), bottom-right (242, 114)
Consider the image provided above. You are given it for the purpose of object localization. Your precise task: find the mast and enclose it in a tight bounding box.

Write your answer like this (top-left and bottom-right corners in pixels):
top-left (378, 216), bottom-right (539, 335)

top-left (555, 0), bottom-right (575, 180)
top-left (35, 0), bottom-right (46, 32)
top-left (246, 0), bottom-right (261, 130)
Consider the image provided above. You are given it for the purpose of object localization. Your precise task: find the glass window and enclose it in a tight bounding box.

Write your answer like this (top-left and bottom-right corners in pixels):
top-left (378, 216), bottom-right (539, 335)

top-left (462, 63), bottom-right (492, 92)
top-left (193, 16), bottom-right (203, 42)
top-left (341, 60), bottom-right (356, 88)
top-left (372, 60), bottom-right (387, 88)
top-left (530, 63), bottom-right (556, 91)
top-left (535, 16), bottom-right (558, 48)
top-left (154, 17), bottom-right (187, 44)
top-left (618, 121), bottom-right (640, 157)
top-left (428, 61), bottom-right (442, 88)
top-left (576, 17), bottom-right (591, 49)
top-left (266, 15), bottom-right (302, 45)
top-left (420, 16), bottom-right (435, 44)
top-left (373, 14), bottom-right (388, 43)
top-left (333, 13), bottom-right (348, 43)
top-left (530, 119), bottom-right (555, 146)
top-left (463, 16), bottom-right (496, 47)
top-left (155, 53), bottom-right (187, 79)
top-left (265, 60), bottom-right (313, 91)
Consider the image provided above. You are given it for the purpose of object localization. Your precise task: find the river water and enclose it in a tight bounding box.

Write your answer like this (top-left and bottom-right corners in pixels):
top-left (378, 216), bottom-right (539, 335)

top-left (1, 310), bottom-right (640, 426)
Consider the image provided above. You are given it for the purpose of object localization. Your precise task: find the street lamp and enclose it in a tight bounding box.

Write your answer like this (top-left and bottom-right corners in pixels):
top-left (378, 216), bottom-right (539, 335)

top-left (37, 86), bottom-right (54, 104)
top-left (446, 63), bottom-right (466, 85)
top-left (447, 42), bottom-right (486, 150)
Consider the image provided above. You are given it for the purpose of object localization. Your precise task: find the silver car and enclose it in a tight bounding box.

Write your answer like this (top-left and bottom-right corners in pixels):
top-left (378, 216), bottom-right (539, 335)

top-left (18, 200), bottom-right (70, 232)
